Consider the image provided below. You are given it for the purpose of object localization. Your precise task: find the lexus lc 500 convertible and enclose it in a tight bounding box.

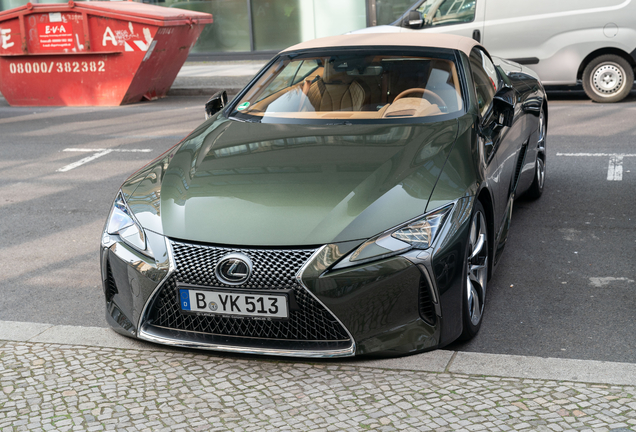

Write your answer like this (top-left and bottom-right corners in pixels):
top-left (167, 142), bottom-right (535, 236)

top-left (100, 33), bottom-right (547, 357)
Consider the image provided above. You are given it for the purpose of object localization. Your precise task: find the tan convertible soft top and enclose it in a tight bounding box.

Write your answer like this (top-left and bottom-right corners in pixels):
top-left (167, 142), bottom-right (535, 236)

top-left (281, 33), bottom-right (482, 57)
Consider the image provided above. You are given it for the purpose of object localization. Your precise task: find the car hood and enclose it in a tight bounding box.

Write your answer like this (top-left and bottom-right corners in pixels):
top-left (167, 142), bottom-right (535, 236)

top-left (125, 116), bottom-right (459, 246)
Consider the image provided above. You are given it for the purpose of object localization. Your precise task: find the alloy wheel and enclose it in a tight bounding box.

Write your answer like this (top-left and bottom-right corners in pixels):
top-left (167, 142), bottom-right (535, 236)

top-left (466, 210), bottom-right (488, 326)
top-left (536, 108), bottom-right (546, 190)
top-left (535, 158), bottom-right (546, 190)
top-left (537, 109), bottom-right (546, 150)
top-left (525, 107), bottom-right (547, 199)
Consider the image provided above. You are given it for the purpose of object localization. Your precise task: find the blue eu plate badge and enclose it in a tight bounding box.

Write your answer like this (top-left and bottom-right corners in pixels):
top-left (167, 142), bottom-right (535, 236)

top-left (180, 289), bottom-right (191, 311)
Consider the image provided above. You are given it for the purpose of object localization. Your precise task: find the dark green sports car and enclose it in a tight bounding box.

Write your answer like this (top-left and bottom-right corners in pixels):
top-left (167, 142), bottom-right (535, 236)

top-left (101, 33), bottom-right (547, 357)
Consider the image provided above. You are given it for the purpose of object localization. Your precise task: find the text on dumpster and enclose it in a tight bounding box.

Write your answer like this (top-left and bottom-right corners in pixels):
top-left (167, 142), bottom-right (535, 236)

top-left (7, 60), bottom-right (106, 74)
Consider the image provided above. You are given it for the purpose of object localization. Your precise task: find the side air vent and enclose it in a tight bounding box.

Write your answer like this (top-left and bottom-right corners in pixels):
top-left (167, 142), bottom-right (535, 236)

top-left (418, 275), bottom-right (436, 325)
top-left (105, 263), bottom-right (118, 303)
top-left (512, 141), bottom-right (528, 193)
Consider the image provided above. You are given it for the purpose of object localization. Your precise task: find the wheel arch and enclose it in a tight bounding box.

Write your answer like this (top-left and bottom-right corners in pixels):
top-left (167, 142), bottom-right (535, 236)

top-left (576, 48), bottom-right (636, 81)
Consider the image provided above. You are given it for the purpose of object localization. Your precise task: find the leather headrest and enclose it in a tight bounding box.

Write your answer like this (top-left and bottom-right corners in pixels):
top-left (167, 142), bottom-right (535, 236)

top-left (324, 61), bottom-right (351, 84)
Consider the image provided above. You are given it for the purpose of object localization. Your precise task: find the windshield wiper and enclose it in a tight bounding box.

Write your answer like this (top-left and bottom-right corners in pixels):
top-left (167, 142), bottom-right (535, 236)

top-left (229, 116), bottom-right (261, 123)
top-left (325, 121), bottom-right (353, 126)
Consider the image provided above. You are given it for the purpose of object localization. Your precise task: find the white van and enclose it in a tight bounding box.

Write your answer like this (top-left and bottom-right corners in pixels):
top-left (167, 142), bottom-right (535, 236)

top-left (355, 0), bottom-right (636, 102)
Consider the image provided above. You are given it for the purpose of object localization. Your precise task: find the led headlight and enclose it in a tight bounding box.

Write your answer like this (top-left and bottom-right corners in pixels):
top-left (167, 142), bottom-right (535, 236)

top-left (105, 192), bottom-right (148, 254)
top-left (390, 206), bottom-right (450, 249)
top-left (334, 204), bottom-right (454, 269)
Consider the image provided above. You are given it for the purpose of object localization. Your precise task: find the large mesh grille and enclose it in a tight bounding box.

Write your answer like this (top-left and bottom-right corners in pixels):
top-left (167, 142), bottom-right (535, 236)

top-left (147, 240), bottom-right (350, 342)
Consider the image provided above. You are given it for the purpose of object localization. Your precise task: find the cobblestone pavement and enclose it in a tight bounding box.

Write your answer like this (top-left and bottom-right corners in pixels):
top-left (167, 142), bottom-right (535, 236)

top-left (1, 341), bottom-right (635, 432)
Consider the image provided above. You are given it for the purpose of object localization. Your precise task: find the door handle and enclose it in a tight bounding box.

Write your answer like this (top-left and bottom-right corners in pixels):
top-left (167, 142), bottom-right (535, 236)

top-left (472, 29), bottom-right (481, 42)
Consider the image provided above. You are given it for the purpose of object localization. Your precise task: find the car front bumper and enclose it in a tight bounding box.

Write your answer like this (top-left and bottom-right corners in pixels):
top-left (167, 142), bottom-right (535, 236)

top-left (100, 198), bottom-right (472, 358)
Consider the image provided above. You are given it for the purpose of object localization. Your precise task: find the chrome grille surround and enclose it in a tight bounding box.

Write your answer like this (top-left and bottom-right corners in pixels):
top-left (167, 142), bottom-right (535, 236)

top-left (138, 240), bottom-right (355, 357)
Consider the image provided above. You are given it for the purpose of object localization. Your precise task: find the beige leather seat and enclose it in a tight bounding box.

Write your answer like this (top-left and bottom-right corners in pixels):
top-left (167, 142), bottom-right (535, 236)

top-left (304, 63), bottom-right (369, 112)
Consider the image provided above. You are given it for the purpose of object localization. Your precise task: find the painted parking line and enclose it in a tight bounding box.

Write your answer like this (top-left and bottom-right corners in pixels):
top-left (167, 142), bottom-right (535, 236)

top-left (556, 152), bottom-right (636, 181)
top-left (57, 148), bottom-right (152, 172)
top-left (607, 155), bottom-right (623, 181)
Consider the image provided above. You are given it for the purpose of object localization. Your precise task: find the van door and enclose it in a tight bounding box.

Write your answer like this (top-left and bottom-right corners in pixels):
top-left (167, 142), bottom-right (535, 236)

top-left (481, 0), bottom-right (630, 84)
top-left (411, 0), bottom-right (485, 42)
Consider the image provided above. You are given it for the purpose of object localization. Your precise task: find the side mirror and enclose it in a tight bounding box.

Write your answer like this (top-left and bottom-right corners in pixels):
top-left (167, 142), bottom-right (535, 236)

top-left (205, 90), bottom-right (228, 119)
top-left (492, 86), bottom-right (516, 128)
top-left (403, 10), bottom-right (423, 29)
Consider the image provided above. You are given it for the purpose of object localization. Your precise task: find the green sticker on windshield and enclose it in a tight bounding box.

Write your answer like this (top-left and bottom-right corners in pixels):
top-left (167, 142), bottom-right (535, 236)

top-left (237, 102), bottom-right (250, 111)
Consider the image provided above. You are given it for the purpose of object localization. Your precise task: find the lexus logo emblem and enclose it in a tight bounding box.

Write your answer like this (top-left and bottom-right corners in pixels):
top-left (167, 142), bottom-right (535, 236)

top-left (215, 253), bottom-right (253, 285)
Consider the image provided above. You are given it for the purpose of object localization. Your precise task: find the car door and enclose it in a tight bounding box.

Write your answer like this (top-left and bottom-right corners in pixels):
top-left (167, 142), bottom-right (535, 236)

top-left (468, 47), bottom-right (524, 261)
top-left (411, 0), bottom-right (485, 42)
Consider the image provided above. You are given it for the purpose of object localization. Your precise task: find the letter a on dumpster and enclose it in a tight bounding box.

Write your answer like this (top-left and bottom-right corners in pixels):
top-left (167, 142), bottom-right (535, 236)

top-left (102, 26), bottom-right (117, 46)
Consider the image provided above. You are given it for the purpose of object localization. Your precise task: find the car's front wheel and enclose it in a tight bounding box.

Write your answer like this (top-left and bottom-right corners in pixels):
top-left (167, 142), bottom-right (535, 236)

top-left (460, 200), bottom-right (488, 340)
top-left (582, 54), bottom-right (634, 103)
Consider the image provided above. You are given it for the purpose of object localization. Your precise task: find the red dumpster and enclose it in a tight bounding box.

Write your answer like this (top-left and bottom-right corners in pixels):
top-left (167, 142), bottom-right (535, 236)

top-left (0, 1), bottom-right (212, 106)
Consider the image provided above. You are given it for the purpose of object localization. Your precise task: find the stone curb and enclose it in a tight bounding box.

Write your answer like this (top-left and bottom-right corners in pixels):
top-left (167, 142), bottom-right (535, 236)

top-left (2, 320), bottom-right (635, 386)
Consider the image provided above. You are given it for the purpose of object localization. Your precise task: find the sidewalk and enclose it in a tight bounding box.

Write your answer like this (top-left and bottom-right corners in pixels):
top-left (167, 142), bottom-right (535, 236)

top-left (2, 320), bottom-right (636, 431)
top-left (168, 60), bottom-right (268, 97)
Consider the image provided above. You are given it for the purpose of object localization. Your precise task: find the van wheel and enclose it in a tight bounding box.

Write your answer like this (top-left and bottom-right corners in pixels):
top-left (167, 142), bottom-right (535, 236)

top-left (582, 55), bottom-right (634, 103)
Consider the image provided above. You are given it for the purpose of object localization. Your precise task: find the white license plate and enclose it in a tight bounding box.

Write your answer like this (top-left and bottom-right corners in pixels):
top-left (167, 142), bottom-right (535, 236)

top-left (179, 288), bottom-right (289, 319)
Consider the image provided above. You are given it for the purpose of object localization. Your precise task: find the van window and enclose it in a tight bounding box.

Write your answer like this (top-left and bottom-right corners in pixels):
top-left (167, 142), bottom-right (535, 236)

top-left (485, 0), bottom-right (624, 20)
top-left (469, 48), bottom-right (498, 116)
top-left (416, 0), bottom-right (477, 27)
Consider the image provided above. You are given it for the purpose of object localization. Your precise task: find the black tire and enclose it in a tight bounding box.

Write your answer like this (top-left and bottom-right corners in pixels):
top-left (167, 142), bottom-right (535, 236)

top-left (582, 54), bottom-right (634, 103)
top-left (459, 200), bottom-right (489, 341)
top-left (526, 107), bottom-right (547, 199)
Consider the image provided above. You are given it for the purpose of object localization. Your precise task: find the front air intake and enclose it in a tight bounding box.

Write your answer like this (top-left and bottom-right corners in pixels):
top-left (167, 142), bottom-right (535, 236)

top-left (418, 274), bottom-right (436, 325)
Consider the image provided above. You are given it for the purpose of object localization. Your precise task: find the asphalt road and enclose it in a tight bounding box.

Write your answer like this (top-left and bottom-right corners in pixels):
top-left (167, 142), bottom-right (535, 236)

top-left (1, 93), bottom-right (635, 363)
top-left (0, 97), bottom-right (205, 332)
top-left (450, 92), bottom-right (636, 362)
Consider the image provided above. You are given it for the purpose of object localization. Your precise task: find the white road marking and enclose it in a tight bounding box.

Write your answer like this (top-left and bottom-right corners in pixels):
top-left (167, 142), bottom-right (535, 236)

top-left (63, 148), bottom-right (153, 153)
top-left (57, 149), bottom-right (113, 172)
top-left (57, 148), bottom-right (152, 172)
top-left (589, 277), bottom-right (635, 288)
top-left (556, 153), bottom-right (635, 181)
top-left (607, 156), bottom-right (623, 181)
top-left (556, 153), bottom-right (636, 157)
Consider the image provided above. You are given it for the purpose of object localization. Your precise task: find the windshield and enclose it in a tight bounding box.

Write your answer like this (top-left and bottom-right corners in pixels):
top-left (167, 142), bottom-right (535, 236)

top-left (230, 50), bottom-right (464, 124)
